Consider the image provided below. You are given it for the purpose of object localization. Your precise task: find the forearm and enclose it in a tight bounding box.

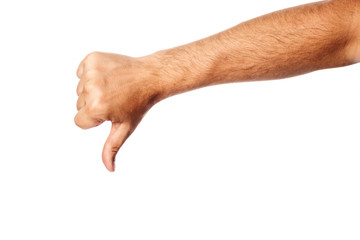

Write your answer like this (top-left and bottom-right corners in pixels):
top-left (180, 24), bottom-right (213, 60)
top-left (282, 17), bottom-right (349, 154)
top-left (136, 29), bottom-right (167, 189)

top-left (147, 0), bottom-right (360, 100)
top-left (75, 0), bottom-right (360, 171)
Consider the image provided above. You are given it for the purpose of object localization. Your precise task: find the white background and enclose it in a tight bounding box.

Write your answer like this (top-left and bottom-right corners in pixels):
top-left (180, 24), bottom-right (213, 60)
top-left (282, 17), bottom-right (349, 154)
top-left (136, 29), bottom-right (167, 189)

top-left (0, 0), bottom-right (359, 239)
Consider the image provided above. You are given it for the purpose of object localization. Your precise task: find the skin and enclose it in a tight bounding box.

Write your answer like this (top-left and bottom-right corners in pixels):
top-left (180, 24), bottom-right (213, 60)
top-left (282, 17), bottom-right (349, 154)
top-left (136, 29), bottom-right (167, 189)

top-left (75, 0), bottom-right (360, 172)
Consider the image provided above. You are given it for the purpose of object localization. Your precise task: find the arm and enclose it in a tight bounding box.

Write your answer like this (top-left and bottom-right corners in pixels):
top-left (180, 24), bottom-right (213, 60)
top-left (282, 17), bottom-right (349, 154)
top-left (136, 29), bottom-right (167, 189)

top-left (153, 0), bottom-right (360, 97)
top-left (75, 0), bottom-right (360, 172)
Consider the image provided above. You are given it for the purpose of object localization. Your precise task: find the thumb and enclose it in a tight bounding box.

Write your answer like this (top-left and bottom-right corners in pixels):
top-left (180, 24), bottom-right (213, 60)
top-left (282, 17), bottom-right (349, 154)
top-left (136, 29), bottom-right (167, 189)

top-left (102, 122), bottom-right (132, 172)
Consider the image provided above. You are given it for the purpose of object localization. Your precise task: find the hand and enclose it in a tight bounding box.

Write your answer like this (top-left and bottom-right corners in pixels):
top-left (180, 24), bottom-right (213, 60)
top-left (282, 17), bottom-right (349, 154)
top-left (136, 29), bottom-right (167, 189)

top-left (75, 52), bottom-right (161, 172)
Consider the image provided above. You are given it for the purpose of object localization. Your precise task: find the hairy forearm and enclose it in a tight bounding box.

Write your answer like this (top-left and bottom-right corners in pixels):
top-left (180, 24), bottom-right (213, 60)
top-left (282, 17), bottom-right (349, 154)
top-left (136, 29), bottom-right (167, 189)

top-left (75, 0), bottom-right (360, 171)
top-left (147, 0), bottom-right (359, 100)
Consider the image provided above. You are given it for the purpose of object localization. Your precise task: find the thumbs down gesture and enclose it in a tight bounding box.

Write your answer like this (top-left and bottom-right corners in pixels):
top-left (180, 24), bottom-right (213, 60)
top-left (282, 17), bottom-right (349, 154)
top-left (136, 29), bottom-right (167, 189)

top-left (74, 52), bottom-right (163, 172)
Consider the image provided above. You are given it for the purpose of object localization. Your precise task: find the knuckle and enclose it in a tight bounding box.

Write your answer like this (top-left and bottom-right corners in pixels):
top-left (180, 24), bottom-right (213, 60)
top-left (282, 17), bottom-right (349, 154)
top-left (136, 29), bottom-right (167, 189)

top-left (76, 98), bottom-right (83, 110)
top-left (76, 83), bottom-right (82, 96)
top-left (83, 69), bottom-right (99, 80)
top-left (85, 51), bottom-right (102, 64)
top-left (111, 145), bottom-right (121, 155)
top-left (82, 80), bottom-right (97, 93)
top-left (76, 66), bottom-right (83, 78)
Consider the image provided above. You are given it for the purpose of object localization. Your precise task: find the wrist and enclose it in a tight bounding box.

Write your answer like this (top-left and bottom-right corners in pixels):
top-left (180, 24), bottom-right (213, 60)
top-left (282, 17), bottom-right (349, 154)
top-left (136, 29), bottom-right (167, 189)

top-left (142, 44), bottom-right (214, 102)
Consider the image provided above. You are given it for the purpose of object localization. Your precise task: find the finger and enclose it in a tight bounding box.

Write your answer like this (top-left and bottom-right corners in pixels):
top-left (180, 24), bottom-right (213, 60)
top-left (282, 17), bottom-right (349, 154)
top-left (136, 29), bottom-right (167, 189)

top-left (77, 52), bottom-right (101, 79)
top-left (74, 107), bottom-right (103, 129)
top-left (76, 61), bottom-right (84, 79)
top-left (102, 122), bottom-right (132, 172)
top-left (76, 94), bottom-right (86, 110)
top-left (76, 79), bottom-right (85, 96)
top-left (76, 70), bottom-right (102, 96)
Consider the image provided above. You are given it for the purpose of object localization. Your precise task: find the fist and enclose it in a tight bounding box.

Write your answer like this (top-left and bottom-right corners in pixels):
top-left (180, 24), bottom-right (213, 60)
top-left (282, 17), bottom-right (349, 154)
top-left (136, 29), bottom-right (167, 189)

top-left (75, 52), bottom-right (161, 171)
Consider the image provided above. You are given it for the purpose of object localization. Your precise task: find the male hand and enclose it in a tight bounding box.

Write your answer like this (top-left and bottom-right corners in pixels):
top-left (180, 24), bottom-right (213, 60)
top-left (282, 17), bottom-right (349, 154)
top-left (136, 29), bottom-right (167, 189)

top-left (75, 52), bottom-right (161, 172)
